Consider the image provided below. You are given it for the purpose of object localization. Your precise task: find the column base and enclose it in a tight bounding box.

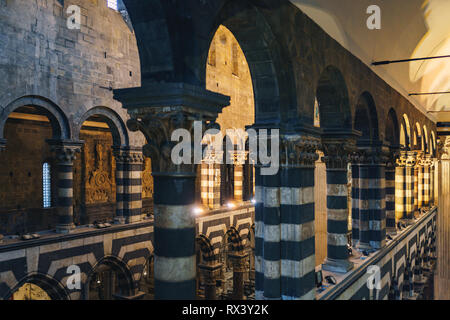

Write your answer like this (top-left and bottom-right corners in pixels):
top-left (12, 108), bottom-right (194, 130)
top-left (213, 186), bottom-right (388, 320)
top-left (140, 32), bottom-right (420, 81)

top-left (386, 228), bottom-right (397, 236)
top-left (0, 234), bottom-right (3, 244)
top-left (55, 223), bottom-right (75, 234)
top-left (402, 218), bottom-right (415, 226)
top-left (114, 216), bottom-right (126, 225)
top-left (113, 291), bottom-right (146, 300)
top-left (356, 242), bottom-right (373, 252)
top-left (322, 258), bottom-right (354, 274)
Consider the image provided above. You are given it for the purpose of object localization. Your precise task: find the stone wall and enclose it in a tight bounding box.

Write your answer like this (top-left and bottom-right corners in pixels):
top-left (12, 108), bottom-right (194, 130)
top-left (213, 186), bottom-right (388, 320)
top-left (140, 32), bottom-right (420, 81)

top-left (0, 0), bottom-right (144, 146)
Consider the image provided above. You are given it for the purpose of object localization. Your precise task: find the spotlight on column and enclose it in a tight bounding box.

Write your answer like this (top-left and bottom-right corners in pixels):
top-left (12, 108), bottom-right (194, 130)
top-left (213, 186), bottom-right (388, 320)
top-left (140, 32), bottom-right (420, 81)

top-left (193, 207), bottom-right (204, 216)
top-left (227, 202), bottom-right (236, 209)
top-left (251, 198), bottom-right (256, 204)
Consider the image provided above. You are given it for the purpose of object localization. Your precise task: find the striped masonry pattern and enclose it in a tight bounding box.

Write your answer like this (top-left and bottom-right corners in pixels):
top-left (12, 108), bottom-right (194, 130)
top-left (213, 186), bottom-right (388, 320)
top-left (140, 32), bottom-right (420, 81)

top-left (367, 164), bottom-right (386, 250)
top-left (153, 173), bottom-right (197, 299)
top-left (201, 162), bottom-right (209, 207)
top-left (423, 162), bottom-right (430, 207)
top-left (405, 163), bottom-right (415, 220)
top-left (414, 165), bottom-right (418, 212)
top-left (418, 161), bottom-right (424, 209)
top-left (358, 165), bottom-right (371, 249)
top-left (279, 166), bottom-right (315, 300)
top-left (385, 167), bottom-right (396, 233)
top-left (254, 166), bottom-right (264, 299)
top-left (234, 164), bottom-right (243, 202)
top-left (123, 151), bottom-right (144, 223)
top-left (319, 208), bottom-right (436, 300)
top-left (200, 162), bottom-right (221, 209)
top-left (261, 171), bottom-right (281, 299)
top-left (351, 163), bottom-right (360, 244)
top-left (395, 163), bottom-right (405, 221)
top-left (0, 224), bottom-right (154, 300)
top-left (57, 161), bottom-right (75, 231)
top-left (430, 161), bottom-right (435, 206)
top-left (213, 163), bottom-right (221, 208)
top-left (326, 169), bottom-right (350, 262)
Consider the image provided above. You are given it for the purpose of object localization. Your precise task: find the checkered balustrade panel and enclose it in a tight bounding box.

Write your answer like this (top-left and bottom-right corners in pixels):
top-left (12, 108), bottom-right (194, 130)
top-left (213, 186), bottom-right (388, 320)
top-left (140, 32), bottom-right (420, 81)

top-left (326, 168), bottom-right (349, 261)
top-left (417, 163), bottom-right (424, 209)
top-left (405, 165), bottom-right (415, 220)
top-left (234, 164), bottom-right (243, 202)
top-left (351, 164), bottom-right (360, 244)
top-left (280, 165), bottom-right (315, 300)
top-left (385, 168), bottom-right (396, 232)
top-left (395, 165), bottom-right (405, 221)
top-left (368, 164), bottom-right (386, 249)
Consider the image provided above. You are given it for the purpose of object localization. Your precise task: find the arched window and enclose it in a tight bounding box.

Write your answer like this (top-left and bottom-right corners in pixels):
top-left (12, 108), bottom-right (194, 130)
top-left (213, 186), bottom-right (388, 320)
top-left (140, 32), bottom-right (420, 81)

top-left (42, 162), bottom-right (51, 208)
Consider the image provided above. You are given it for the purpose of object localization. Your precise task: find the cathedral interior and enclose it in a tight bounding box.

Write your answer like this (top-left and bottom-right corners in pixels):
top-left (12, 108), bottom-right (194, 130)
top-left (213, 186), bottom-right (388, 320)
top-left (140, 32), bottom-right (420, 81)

top-left (0, 0), bottom-right (449, 301)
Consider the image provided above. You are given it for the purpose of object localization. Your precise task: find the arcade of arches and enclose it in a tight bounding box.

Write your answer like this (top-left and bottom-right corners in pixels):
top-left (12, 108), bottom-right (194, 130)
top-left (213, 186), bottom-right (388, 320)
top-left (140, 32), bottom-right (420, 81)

top-left (0, 0), bottom-right (449, 301)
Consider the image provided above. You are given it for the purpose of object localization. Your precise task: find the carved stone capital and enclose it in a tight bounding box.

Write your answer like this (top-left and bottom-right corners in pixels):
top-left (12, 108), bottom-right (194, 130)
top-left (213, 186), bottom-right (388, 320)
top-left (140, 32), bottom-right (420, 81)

top-left (437, 137), bottom-right (449, 160)
top-left (113, 82), bottom-right (229, 173)
top-left (47, 140), bottom-right (83, 164)
top-left (113, 146), bottom-right (144, 164)
top-left (280, 134), bottom-right (321, 167)
top-left (229, 150), bottom-right (248, 165)
top-left (351, 144), bottom-right (390, 166)
top-left (321, 140), bottom-right (357, 169)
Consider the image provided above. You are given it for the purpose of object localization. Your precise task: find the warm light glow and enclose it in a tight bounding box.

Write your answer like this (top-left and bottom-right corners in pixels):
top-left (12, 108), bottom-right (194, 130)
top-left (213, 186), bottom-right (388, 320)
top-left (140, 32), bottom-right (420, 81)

top-left (227, 202), bottom-right (236, 209)
top-left (193, 207), bottom-right (204, 216)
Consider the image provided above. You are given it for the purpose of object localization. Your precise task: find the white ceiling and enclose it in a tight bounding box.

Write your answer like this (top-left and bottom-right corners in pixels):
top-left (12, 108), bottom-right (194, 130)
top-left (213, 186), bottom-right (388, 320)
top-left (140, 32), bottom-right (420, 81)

top-left (290, 0), bottom-right (450, 122)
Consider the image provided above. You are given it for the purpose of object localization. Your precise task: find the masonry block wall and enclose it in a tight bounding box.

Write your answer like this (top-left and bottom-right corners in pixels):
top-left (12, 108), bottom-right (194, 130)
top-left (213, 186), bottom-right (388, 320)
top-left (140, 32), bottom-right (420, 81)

top-left (0, 0), bottom-right (143, 145)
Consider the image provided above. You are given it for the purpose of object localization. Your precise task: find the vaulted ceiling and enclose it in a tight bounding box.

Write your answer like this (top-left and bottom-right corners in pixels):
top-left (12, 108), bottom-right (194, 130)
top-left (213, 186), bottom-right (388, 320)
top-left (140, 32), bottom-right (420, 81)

top-left (290, 0), bottom-right (450, 122)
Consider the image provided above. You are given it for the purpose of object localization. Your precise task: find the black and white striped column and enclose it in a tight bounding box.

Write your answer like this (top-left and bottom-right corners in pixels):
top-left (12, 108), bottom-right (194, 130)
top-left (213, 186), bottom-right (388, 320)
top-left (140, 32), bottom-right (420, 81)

top-left (153, 172), bottom-right (197, 299)
top-left (261, 170), bottom-right (281, 299)
top-left (423, 155), bottom-right (431, 207)
top-left (367, 163), bottom-right (386, 249)
top-left (254, 165), bottom-right (265, 299)
top-left (280, 162), bottom-right (316, 299)
top-left (430, 159), bottom-right (435, 205)
top-left (385, 161), bottom-right (396, 234)
top-left (404, 151), bottom-right (416, 222)
top-left (395, 154), bottom-right (406, 222)
top-left (322, 139), bottom-right (355, 273)
top-left (414, 163), bottom-right (419, 213)
top-left (351, 162), bottom-right (360, 245)
top-left (49, 141), bottom-right (83, 233)
top-left (113, 147), bottom-right (144, 224)
top-left (358, 164), bottom-right (372, 250)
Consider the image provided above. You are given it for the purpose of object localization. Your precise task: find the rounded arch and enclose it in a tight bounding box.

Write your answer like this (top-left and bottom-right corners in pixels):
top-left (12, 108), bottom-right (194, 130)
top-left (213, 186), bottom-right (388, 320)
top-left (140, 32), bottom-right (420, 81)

top-left (431, 131), bottom-right (437, 156)
top-left (423, 125), bottom-right (429, 153)
top-left (354, 92), bottom-right (379, 141)
top-left (196, 234), bottom-right (217, 264)
top-left (0, 95), bottom-right (71, 140)
top-left (401, 114), bottom-right (412, 149)
top-left (414, 122), bottom-right (423, 151)
top-left (83, 255), bottom-right (134, 300)
top-left (5, 273), bottom-right (70, 300)
top-left (316, 65), bottom-right (352, 130)
top-left (385, 108), bottom-right (400, 147)
top-left (76, 106), bottom-right (129, 147)
top-left (204, 0), bottom-right (297, 123)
